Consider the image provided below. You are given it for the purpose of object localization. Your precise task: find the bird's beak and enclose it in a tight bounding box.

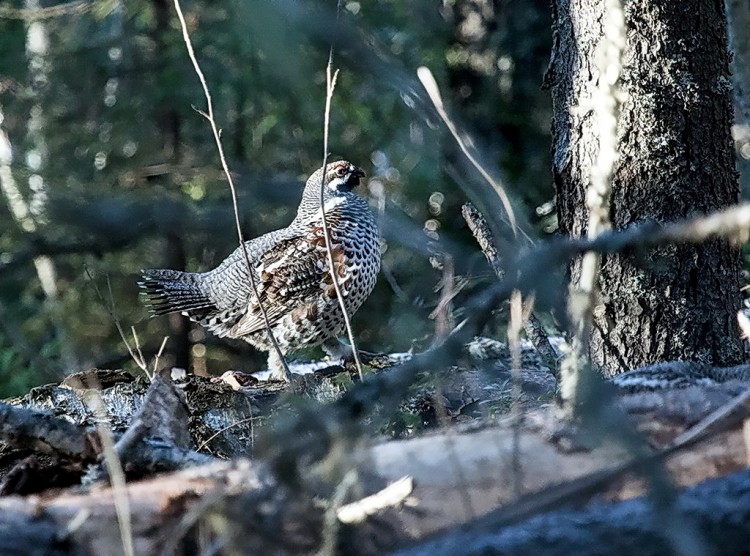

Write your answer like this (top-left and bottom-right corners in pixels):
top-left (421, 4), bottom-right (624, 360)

top-left (348, 167), bottom-right (366, 187)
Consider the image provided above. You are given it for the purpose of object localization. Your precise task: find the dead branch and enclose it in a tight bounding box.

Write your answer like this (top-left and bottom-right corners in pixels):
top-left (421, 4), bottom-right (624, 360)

top-left (0, 401), bottom-right (96, 460)
top-left (461, 202), bottom-right (558, 375)
top-left (418, 66), bottom-right (523, 239)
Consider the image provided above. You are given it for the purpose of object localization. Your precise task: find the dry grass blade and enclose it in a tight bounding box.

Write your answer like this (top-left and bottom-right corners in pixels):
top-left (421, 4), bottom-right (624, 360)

top-left (508, 289), bottom-right (524, 498)
top-left (318, 3), bottom-right (365, 380)
top-left (152, 336), bottom-right (169, 375)
top-left (172, 0), bottom-right (291, 381)
top-left (66, 376), bottom-right (135, 556)
top-left (417, 66), bottom-right (525, 241)
top-left (97, 420), bottom-right (135, 556)
top-left (84, 266), bottom-right (153, 380)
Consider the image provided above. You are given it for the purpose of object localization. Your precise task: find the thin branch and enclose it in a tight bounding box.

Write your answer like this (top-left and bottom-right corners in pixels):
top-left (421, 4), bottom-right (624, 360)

top-left (461, 202), bottom-right (559, 376)
top-left (97, 420), bottom-right (135, 556)
top-left (152, 336), bottom-right (169, 375)
top-left (417, 66), bottom-right (528, 242)
top-left (318, 0), bottom-right (365, 379)
top-left (130, 326), bottom-right (147, 376)
top-left (172, 0), bottom-right (291, 381)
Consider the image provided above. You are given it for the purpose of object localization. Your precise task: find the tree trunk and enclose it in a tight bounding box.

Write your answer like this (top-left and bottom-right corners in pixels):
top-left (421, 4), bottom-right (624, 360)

top-left (549, 0), bottom-right (744, 375)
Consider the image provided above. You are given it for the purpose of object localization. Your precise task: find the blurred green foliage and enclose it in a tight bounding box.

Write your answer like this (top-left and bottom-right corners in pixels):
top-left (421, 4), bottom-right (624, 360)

top-left (1, 0), bottom-right (556, 397)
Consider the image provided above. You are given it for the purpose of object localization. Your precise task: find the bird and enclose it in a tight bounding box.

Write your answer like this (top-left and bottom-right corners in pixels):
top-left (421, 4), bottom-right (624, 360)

top-left (140, 160), bottom-right (380, 381)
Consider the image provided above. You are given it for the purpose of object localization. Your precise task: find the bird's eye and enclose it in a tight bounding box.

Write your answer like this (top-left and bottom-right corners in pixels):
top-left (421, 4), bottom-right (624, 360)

top-left (335, 165), bottom-right (347, 177)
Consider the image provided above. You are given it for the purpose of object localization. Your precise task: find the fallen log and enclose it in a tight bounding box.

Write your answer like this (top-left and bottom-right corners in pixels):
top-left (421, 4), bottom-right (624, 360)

top-left (394, 467), bottom-right (750, 556)
top-left (0, 392), bottom-right (747, 554)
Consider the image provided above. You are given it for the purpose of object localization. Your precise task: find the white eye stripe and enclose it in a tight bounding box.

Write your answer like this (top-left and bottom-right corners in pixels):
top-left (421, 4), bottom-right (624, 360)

top-left (327, 175), bottom-right (349, 190)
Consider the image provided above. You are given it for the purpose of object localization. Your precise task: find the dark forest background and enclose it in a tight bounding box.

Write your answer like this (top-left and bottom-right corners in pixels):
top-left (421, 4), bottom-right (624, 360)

top-left (1, 0), bottom-right (749, 397)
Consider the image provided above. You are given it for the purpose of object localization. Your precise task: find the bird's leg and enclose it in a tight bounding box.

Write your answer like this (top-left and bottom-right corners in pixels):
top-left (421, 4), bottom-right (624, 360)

top-left (267, 349), bottom-right (292, 382)
top-left (323, 338), bottom-right (384, 367)
top-left (322, 338), bottom-right (353, 363)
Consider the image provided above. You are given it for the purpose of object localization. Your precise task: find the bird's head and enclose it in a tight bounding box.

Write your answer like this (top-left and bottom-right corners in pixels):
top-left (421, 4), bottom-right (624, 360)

top-left (312, 160), bottom-right (365, 193)
top-left (297, 160), bottom-right (366, 218)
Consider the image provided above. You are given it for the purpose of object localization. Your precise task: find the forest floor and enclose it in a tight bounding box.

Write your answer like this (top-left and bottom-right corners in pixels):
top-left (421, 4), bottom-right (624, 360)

top-left (1, 337), bottom-right (749, 554)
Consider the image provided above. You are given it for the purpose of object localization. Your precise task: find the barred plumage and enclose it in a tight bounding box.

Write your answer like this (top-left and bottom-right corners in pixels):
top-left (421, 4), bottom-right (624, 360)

top-left (140, 161), bottom-right (380, 380)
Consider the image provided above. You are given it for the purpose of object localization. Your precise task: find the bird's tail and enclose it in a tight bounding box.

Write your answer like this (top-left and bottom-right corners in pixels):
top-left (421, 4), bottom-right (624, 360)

top-left (139, 269), bottom-right (216, 317)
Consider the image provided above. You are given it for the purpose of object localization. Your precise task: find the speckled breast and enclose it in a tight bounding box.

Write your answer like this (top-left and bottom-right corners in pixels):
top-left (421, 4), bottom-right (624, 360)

top-left (267, 197), bottom-right (380, 350)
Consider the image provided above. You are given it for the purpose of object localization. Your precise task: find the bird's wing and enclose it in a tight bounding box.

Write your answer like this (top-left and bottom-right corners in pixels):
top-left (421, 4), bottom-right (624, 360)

top-left (229, 226), bottom-right (342, 338)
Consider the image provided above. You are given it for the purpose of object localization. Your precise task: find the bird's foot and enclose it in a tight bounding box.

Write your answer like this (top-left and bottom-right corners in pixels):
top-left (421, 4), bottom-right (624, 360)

top-left (321, 339), bottom-right (397, 373)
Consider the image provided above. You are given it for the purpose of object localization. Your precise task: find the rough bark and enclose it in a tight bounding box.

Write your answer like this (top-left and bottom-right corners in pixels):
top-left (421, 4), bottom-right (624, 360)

top-left (549, 0), bottom-right (744, 375)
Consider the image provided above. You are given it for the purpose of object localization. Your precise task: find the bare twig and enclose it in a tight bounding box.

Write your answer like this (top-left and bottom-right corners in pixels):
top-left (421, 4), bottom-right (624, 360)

top-left (152, 336), bottom-right (169, 375)
top-left (98, 421), bottom-right (135, 556)
top-left (417, 66), bottom-right (528, 242)
top-left (196, 415), bottom-right (259, 453)
top-left (130, 326), bottom-right (146, 372)
top-left (172, 0), bottom-right (291, 381)
top-left (462, 203), bottom-right (504, 276)
top-left (84, 267), bottom-right (153, 380)
top-left (318, 1), bottom-right (365, 379)
top-left (507, 289), bottom-right (524, 498)
top-left (430, 254), bottom-right (456, 341)
top-left (88, 270), bottom-right (166, 380)
top-left (461, 202), bottom-right (558, 375)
